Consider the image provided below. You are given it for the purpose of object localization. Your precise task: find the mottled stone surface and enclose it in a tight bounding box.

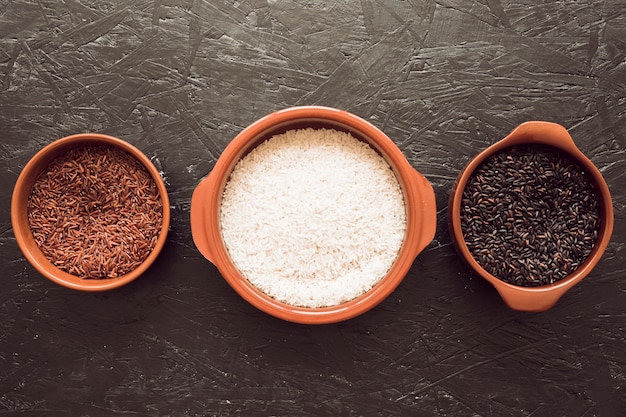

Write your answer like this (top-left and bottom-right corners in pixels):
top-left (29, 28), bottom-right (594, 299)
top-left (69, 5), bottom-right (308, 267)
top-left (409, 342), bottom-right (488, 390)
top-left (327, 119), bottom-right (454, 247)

top-left (1, 1), bottom-right (624, 415)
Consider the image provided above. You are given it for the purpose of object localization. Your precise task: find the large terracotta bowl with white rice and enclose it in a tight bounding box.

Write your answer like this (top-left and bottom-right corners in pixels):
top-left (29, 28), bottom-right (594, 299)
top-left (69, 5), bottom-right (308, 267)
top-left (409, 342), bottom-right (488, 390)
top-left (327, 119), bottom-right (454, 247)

top-left (191, 106), bottom-right (436, 324)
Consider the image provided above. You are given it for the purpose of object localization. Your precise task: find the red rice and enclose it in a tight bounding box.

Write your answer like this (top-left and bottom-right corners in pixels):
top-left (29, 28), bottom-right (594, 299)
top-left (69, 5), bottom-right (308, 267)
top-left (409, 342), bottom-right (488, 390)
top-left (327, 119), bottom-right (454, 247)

top-left (27, 145), bottom-right (163, 279)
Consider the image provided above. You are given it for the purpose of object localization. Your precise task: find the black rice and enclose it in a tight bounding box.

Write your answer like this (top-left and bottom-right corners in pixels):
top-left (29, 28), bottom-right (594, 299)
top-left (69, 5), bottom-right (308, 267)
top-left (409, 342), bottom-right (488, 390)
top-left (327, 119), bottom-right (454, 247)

top-left (460, 144), bottom-right (601, 287)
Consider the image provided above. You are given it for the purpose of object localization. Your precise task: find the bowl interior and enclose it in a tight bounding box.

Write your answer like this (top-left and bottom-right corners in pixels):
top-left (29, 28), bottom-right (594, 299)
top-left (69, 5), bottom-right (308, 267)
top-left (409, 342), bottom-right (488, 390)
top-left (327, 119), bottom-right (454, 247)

top-left (12, 135), bottom-right (170, 291)
top-left (211, 115), bottom-right (417, 320)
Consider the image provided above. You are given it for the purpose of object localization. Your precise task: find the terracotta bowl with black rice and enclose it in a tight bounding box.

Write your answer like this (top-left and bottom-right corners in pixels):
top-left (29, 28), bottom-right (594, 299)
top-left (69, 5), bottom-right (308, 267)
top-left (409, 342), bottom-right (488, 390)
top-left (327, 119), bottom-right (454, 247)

top-left (11, 133), bottom-right (170, 291)
top-left (449, 121), bottom-right (613, 312)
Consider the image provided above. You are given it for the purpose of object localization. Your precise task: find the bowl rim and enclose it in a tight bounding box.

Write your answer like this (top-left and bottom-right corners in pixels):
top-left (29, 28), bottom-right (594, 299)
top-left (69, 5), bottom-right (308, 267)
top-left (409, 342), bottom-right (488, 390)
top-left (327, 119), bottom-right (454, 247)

top-left (191, 106), bottom-right (437, 324)
top-left (448, 121), bottom-right (614, 311)
top-left (11, 133), bottom-right (171, 291)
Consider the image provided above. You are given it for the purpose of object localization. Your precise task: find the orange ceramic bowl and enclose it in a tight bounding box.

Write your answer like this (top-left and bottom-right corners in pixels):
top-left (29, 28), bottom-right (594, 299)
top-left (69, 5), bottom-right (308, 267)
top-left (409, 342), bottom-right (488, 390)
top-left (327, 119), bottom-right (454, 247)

top-left (449, 121), bottom-right (614, 312)
top-left (11, 133), bottom-right (170, 291)
top-left (191, 106), bottom-right (436, 324)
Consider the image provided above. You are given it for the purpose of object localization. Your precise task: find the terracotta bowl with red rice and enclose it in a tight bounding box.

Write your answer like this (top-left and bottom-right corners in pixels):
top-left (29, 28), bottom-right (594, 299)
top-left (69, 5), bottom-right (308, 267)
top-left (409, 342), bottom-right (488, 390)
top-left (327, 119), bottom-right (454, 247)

top-left (11, 133), bottom-right (170, 291)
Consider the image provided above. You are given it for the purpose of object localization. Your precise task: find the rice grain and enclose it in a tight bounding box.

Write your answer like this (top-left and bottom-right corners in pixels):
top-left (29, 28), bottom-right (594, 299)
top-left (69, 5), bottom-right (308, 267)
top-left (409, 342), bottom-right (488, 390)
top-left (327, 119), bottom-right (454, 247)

top-left (27, 145), bottom-right (163, 279)
top-left (220, 128), bottom-right (406, 308)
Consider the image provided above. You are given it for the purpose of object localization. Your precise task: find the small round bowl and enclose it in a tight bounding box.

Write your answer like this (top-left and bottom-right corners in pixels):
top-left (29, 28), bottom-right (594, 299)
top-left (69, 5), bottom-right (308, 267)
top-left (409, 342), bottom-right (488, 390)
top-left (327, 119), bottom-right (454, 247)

top-left (449, 121), bottom-right (614, 312)
top-left (191, 106), bottom-right (436, 324)
top-left (11, 133), bottom-right (170, 291)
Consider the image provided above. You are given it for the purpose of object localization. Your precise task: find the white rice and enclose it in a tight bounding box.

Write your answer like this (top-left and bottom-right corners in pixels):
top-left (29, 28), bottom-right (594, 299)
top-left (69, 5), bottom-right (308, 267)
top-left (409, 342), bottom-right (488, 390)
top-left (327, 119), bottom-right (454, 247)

top-left (220, 128), bottom-right (406, 308)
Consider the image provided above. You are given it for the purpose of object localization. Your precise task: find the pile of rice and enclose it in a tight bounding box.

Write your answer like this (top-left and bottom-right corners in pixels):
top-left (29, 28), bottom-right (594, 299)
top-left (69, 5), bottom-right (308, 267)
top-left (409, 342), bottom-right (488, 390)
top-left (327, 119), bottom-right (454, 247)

top-left (220, 128), bottom-right (406, 308)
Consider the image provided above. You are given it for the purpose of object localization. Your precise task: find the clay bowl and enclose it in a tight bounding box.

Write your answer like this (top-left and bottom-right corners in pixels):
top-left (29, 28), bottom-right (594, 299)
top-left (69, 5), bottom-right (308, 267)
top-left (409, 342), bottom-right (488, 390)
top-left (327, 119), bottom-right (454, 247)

top-left (11, 133), bottom-right (170, 291)
top-left (449, 121), bottom-right (614, 312)
top-left (191, 106), bottom-right (437, 324)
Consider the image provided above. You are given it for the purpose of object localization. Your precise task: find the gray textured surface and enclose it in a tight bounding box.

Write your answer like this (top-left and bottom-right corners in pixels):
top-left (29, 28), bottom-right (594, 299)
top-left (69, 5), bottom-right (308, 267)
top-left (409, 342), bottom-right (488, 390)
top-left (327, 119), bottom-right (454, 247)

top-left (1, 1), bottom-right (625, 416)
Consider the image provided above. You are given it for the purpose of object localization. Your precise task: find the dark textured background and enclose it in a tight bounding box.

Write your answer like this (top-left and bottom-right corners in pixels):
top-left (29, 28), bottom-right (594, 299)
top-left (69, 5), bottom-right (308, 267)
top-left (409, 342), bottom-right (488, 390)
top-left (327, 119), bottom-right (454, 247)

top-left (1, 1), bottom-right (625, 416)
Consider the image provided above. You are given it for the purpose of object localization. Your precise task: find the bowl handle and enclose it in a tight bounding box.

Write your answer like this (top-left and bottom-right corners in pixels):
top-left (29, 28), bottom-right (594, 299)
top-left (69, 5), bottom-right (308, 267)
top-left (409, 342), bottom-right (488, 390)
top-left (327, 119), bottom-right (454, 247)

top-left (499, 121), bottom-right (581, 155)
top-left (407, 168), bottom-right (437, 256)
top-left (495, 283), bottom-right (573, 313)
top-left (190, 173), bottom-right (220, 265)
